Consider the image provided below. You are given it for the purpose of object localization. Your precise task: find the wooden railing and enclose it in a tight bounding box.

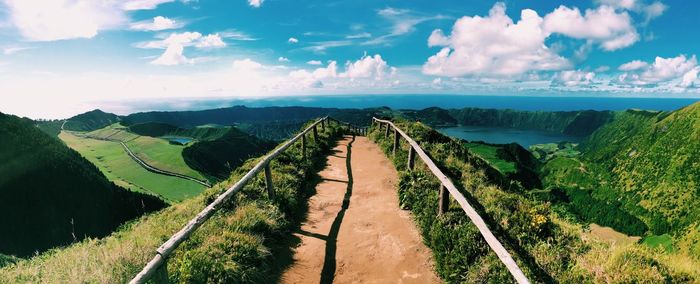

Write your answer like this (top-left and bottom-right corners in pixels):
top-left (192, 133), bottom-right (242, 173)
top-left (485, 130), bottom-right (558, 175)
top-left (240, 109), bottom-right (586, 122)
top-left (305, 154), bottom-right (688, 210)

top-left (130, 116), bottom-right (355, 284)
top-left (372, 118), bottom-right (530, 284)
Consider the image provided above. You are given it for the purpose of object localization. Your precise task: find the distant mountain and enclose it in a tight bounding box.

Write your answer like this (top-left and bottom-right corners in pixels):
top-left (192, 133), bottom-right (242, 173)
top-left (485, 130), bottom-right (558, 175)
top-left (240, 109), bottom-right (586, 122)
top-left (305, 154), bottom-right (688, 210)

top-left (401, 107), bottom-right (613, 137)
top-left (63, 109), bottom-right (121, 132)
top-left (183, 127), bottom-right (277, 180)
top-left (0, 113), bottom-right (166, 257)
top-left (121, 106), bottom-right (333, 128)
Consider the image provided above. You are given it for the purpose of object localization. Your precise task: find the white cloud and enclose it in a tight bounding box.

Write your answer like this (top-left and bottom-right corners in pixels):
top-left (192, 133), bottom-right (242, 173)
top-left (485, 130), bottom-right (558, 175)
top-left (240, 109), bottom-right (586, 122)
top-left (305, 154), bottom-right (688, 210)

top-left (289, 61), bottom-right (338, 87)
top-left (680, 67), bottom-right (699, 88)
top-left (2, 46), bottom-right (32, 55)
top-left (422, 3), bottom-right (570, 77)
top-left (619, 60), bottom-right (649, 71)
top-left (122, 0), bottom-right (175, 11)
top-left (288, 37), bottom-right (299, 44)
top-left (543, 5), bottom-right (639, 51)
top-left (278, 57), bottom-right (290, 62)
top-left (2, 0), bottom-right (126, 41)
top-left (307, 60), bottom-right (322, 65)
top-left (365, 7), bottom-right (447, 46)
top-left (248, 0), bottom-right (263, 8)
top-left (195, 33), bottom-right (226, 49)
top-left (595, 0), bottom-right (637, 9)
top-left (130, 16), bottom-right (182, 31)
top-left (346, 32), bottom-right (372, 39)
top-left (151, 44), bottom-right (190, 65)
top-left (220, 30), bottom-right (257, 41)
top-left (617, 54), bottom-right (698, 87)
top-left (595, 0), bottom-right (668, 24)
top-left (551, 70), bottom-right (595, 87)
top-left (340, 54), bottom-right (391, 80)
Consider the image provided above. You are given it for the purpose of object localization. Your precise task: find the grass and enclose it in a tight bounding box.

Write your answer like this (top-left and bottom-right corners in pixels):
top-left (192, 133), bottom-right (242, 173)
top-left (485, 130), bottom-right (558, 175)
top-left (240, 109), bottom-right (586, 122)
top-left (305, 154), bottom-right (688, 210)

top-left (464, 142), bottom-right (517, 174)
top-left (125, 136), bottom-right (206, 180)
top-left (0, 121), bottom-right (341, 283)
top-left (368, 120), bottom-right (700, 283)
top-left (642, 234), bottom-right (675, 253)
top-left (59, 131), bottom-right (205, 202)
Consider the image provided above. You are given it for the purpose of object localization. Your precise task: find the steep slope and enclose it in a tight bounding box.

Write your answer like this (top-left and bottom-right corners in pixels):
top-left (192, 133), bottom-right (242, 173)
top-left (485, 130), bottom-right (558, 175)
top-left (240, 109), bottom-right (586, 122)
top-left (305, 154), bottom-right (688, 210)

top-left (580, 106), bottom-right (700, 237)
top-left (63, 109), bottom-right (121, 132)
top-left (0, 113), bottom-right (166, 257)
top-left (121, 106), bottom-right (332, 127)
top-left (183, 127), bottom-right (277, 180)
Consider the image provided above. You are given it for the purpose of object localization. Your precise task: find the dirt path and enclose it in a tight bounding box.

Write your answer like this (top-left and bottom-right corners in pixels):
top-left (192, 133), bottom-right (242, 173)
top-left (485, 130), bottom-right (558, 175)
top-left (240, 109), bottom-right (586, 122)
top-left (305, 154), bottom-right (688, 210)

top-left (281, 135), bottom-right (440, 284)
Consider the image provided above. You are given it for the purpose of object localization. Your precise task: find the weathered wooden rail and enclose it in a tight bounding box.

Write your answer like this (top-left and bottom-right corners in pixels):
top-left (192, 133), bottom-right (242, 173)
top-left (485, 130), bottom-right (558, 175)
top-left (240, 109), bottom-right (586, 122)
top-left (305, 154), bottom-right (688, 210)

top-left (372, 117), bottom-right (530, 284)
top-left (130, 116), bottom-right (362, 284)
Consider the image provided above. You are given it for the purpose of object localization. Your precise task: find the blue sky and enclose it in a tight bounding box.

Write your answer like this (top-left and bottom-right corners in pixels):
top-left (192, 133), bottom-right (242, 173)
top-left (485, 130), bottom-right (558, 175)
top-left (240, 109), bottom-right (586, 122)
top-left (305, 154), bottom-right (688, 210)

top-left (0, 0), bottom-right (699, 118)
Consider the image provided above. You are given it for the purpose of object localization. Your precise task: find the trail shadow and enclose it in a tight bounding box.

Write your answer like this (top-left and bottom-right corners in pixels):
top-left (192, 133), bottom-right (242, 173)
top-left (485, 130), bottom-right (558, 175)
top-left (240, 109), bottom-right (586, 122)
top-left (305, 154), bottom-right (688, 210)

top-left (321, 178), bottom-right (349, 184)
top-left (268, 132), bottom-right (342, 284)
top-left (320, 135), bottom-right (355, 284)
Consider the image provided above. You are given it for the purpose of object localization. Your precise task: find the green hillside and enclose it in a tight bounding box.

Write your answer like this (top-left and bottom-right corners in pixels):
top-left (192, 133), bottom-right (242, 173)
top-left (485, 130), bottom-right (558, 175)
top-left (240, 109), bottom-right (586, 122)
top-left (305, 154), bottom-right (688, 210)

top-left (183, 127), bottom-right (277, 180)
top-left (63, 109), bottom-right (121, 132)
top-left (0, 113), bottom-right (166, 257)
top-left (537, 103), bottom-right (700, 258)
top-left (0, 121), bottom-right (342, 283)
top-left (580, 106), bottom-right (700, 253)
top-left (128, 122), bottom-right (229, 141)
top-left (369, 120), bottom-right (699, 282)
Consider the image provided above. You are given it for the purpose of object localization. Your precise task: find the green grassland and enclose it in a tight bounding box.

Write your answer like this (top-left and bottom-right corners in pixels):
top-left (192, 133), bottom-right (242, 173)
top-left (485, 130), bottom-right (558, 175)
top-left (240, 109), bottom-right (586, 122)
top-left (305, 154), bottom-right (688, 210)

top-left (464, 142), bottom-right (517, 174)
top-left (125, 136), bottom-right (207, 181)
top-left (0, 122), bottom-right (342, 283)
top-left (59, 132), bottom-right (205, 202)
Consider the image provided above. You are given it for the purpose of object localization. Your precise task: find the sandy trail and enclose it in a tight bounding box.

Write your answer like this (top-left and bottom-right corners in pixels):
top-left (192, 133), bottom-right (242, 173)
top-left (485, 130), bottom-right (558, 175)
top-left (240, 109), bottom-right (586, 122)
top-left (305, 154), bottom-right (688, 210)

top-left (281, 135), bottom-right (440, 284)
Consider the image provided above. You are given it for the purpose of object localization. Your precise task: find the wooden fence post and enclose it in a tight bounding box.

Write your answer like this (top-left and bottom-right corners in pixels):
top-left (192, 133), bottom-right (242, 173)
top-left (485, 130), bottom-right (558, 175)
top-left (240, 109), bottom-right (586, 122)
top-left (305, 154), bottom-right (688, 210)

top-left (313, 125), bottom-right (319, 142)
top-left (264, 164), bottom-right (275, 200)
top-left (407, 147), bottom-right (415, 170)
top-left (301, 134), bottom-right (307, 158)
top-left (321, 119), bottom-right (325, 131)
top-left (392, 128), bottom-right (400, 156)
top-left (384, 124), bottom-right (390, 138)
top-left (153, 260), bottom-right (169, 284)
top-left (438, 184), bottom-right (449, 215)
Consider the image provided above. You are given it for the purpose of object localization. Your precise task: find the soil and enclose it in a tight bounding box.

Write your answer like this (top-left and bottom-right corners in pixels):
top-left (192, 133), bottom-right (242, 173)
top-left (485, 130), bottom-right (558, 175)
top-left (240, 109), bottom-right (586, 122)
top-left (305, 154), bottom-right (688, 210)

top-left (281, 135), bottom-right (440, 283)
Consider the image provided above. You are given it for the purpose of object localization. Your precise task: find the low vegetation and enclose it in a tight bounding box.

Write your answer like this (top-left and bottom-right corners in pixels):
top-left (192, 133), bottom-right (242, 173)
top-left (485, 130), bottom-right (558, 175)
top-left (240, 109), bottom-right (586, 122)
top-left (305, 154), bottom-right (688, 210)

top-left (369, 120), bottom-right (699, 283)
top-left (0, 120), bottom-right (342, 283)
top-left (62, 109), bottom-right (121, 132)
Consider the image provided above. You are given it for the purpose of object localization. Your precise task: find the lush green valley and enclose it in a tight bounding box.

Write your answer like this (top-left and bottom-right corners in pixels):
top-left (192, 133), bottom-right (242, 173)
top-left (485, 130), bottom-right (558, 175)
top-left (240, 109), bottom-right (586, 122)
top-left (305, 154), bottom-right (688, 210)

top-left (0, 113), bottom-right (166, 257)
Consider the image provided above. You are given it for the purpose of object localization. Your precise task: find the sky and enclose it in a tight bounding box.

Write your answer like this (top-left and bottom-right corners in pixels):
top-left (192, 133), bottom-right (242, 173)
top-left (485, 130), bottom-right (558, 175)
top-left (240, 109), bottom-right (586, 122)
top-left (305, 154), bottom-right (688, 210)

top-left (0, 0), bottom-right (699, 118)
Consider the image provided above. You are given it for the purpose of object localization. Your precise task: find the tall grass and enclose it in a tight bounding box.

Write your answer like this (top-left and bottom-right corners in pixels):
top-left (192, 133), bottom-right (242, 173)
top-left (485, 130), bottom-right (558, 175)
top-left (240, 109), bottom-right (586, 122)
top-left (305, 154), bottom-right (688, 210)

top-left (0, 121), bottom-right (342, 283)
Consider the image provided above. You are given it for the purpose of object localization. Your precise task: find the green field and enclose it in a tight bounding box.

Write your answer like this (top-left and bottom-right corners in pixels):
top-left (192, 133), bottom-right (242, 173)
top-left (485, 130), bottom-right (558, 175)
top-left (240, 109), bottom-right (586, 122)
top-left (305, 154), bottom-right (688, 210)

top-left (464, 142), bottom-right (516, 174)
top-left (642, 234), bottom-right (675, 253)
top-left (125, 136), bottom-right (206, 180)
top-left (59, 132), bottom-right (205, 202)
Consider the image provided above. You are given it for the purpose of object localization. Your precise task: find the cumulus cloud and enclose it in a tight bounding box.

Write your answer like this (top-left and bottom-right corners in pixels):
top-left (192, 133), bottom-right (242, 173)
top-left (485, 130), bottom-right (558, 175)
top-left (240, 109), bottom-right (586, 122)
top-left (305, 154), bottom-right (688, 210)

top-left (422, 3), bottom-right (570, 77)
top-left (248, 0), bottom-right (263, 8)
top-left (551, 70), bottom-right (595, 87)
top-left (307, 60), bottom-right (322, 65)
top-left (288, 37), bottom-right (299, 44)
top-left (141, 32), bottom-right (225, 65)
top-left (618, 60), bottom-right (649, 71)
top-left (340, 54), bottom-right (391, 80)
top-left (595, 0), bottom-right (668, 24)
top-left (1, 0), bottom-right (187, 41)
top-left (130, 16), bottom-right (182, 31)
top-left (617, 54), bottom-right (698, 87)
top-left (289, 61), bottom-right (338, 87)
top-left (2, 0), bottom-right (126, 41)
top-left (543, 5), bottom-right (639, 51)
top-left (278, 57), bottom-right (290, 63)
top-left (151, 44), bottom-right (190, 65)
top-left (195, 34), bottom-right (226, 49)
